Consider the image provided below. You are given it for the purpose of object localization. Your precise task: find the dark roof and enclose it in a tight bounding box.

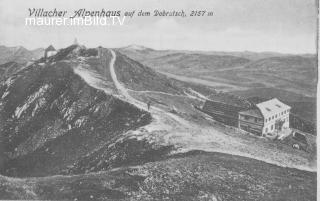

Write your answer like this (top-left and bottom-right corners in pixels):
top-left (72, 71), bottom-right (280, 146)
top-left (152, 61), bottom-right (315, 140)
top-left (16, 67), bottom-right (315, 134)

top-left (207, 96), bottom-right (251, 108)
top-left (203, 100), bottom-right (246, 114)
top-left (247, 96), bottom-right (268, 104)
top-left (293, 132), bottom-right (307, 144)
top-left (239, 109), bottom-right (262, 118)
top-left (45, 45), bottom-right (56, 51)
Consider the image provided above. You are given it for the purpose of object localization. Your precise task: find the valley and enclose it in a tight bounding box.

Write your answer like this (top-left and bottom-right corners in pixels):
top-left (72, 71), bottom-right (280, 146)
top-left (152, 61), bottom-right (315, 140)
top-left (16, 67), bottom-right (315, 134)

top-left (119, 46), bottom-right (317, 125)
top-left (0, 44), bottom-right (317, 200)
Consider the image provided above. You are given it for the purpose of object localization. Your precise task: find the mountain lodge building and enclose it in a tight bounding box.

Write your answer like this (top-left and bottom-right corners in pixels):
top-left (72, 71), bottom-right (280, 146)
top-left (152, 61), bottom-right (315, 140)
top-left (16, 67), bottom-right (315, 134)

top-left (238, 98), bottom-right (291, 135)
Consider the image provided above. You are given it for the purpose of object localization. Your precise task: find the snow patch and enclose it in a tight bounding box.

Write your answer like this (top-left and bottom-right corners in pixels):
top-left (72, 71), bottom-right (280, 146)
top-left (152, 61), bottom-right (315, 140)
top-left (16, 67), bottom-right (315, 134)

top-left (1, 91), bottom-right (10, 99)
top-left (31, 97), bottom-right (46, 116)
top-left (4, 77), bottom-right (14, 87)
top-left (15, 84), bottom-right (51, 118)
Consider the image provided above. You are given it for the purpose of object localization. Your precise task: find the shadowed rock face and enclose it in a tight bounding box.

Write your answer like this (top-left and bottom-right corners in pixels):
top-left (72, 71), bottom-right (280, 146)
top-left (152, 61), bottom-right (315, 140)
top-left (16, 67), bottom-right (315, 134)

top-left (0, 46), bottom-right (152, 177)
top-left (0, 45), bottom-right (316, 200)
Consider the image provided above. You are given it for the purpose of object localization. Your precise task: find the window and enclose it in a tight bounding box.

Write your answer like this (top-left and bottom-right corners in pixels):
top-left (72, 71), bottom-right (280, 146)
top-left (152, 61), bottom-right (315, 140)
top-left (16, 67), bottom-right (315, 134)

top-left (281, 112), bottom-right (283, 115)
top-left (272, 116), bottom-right (274, 120)
top-left (269, 117), bottom-right (271, 121)
top-left (265, 128), bottom-right (268, 132)
top-left (275, 114), bottom-right (277, 118)
top-left (244, 115), bottom-right (249, 120)
top-left (265, 119), bottom-right (267, 123)
top-left (271, 125), bottom-right (273, 130)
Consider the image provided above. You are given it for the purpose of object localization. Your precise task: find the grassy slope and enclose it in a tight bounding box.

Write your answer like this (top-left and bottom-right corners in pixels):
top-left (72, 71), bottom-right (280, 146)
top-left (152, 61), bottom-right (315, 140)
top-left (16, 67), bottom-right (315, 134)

top-left (120, 48), bottom-right (316, 96)
top-left (119, 48), bottom-right (317, 127)
top-left (0, 151), bottom-right (316, 201)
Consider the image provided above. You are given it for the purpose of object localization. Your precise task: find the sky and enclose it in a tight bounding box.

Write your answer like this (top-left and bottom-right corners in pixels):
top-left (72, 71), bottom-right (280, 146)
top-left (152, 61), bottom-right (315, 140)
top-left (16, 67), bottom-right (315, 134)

top-left (0, 0), bottom-right (317, 53)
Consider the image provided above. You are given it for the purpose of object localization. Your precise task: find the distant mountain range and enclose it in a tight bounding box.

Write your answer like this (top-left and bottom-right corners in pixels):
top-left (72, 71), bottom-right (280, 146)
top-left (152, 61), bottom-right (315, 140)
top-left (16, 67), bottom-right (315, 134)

top-left (0, 45), bottom-right (44, 65)
top-left (119, 44), bottom-right (317, 124)
top-left (119, 44), bottom-right (315, 61)
top-left (119, 44), bottom-right (317, 97)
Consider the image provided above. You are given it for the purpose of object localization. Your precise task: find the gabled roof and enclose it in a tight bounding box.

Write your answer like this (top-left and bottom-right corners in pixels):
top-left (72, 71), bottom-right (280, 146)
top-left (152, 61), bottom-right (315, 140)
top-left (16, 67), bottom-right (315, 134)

top-left (256, 98), bottom-right (291, 117)
top-left (45, 45), bottom-right (56, 51)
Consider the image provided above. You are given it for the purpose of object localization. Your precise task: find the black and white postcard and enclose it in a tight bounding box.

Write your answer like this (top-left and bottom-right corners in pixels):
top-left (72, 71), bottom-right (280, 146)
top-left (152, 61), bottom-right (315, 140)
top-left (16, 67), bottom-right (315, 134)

top-left (0, 0), bottom-right (318, 200)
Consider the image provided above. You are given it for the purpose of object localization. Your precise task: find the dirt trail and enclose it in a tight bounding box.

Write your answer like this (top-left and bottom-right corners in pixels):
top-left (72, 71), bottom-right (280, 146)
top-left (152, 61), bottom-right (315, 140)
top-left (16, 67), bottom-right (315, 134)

top-left (74, 48), bottom-right (315, 172)
top-left (108, 49), bottom-right (190, 127)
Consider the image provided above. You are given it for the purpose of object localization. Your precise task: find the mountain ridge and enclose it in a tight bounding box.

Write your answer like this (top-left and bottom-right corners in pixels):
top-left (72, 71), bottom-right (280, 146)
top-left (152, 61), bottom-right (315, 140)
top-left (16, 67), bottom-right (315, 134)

top-left (0, 45), bottom-right (45, 65)
top-left (0, 44), bottom-right (316, 200)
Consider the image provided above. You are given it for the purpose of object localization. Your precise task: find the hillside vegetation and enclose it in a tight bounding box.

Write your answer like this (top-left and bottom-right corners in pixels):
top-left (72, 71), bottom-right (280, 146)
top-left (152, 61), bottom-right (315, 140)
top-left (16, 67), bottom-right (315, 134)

top-left (0, 45), bottom-right (316, 200)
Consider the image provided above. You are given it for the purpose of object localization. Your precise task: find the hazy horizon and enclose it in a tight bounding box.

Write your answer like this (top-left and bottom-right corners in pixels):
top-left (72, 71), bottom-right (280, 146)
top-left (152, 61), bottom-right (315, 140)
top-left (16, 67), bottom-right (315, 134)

top-left (0, 0), bottom-right (317, 54)
top-left (0, 43), bottom-right (318, 55)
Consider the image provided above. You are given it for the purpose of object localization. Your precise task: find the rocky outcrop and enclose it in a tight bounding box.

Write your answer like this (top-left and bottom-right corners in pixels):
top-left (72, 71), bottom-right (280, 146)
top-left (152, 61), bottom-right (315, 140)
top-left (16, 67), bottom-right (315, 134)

top-left (0, 46), bottom-right (152, 177)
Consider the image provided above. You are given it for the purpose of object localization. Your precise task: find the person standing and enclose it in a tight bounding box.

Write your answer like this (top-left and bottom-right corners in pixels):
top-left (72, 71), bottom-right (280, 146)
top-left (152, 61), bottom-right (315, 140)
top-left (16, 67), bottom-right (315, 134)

top-left (147, 100), bottom-right (151, 111)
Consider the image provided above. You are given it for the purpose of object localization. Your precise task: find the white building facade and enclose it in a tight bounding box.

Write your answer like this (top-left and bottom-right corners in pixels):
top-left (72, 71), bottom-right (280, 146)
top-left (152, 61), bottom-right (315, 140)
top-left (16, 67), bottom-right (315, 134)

top-left (44, 45), bottom-right (57, 59)
top-left (256, 98), bottom-right (291, 135)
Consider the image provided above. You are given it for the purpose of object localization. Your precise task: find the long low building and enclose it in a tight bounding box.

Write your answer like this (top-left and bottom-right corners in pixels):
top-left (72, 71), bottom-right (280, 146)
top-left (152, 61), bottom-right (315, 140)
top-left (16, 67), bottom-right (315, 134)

top-left (201, 100), bottom-right (249, 127)
top-left (238, 98), bottom-right (291, 135)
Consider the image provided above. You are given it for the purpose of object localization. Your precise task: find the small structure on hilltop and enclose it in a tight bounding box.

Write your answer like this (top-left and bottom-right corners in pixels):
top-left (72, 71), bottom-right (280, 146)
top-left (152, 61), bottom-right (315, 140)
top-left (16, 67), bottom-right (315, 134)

top-left (73, 38), bottom-right (78, 45)
top-left (238, 98), bottom-right (291, 136)
top-left (44, 45), bottom-right (57, 59)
